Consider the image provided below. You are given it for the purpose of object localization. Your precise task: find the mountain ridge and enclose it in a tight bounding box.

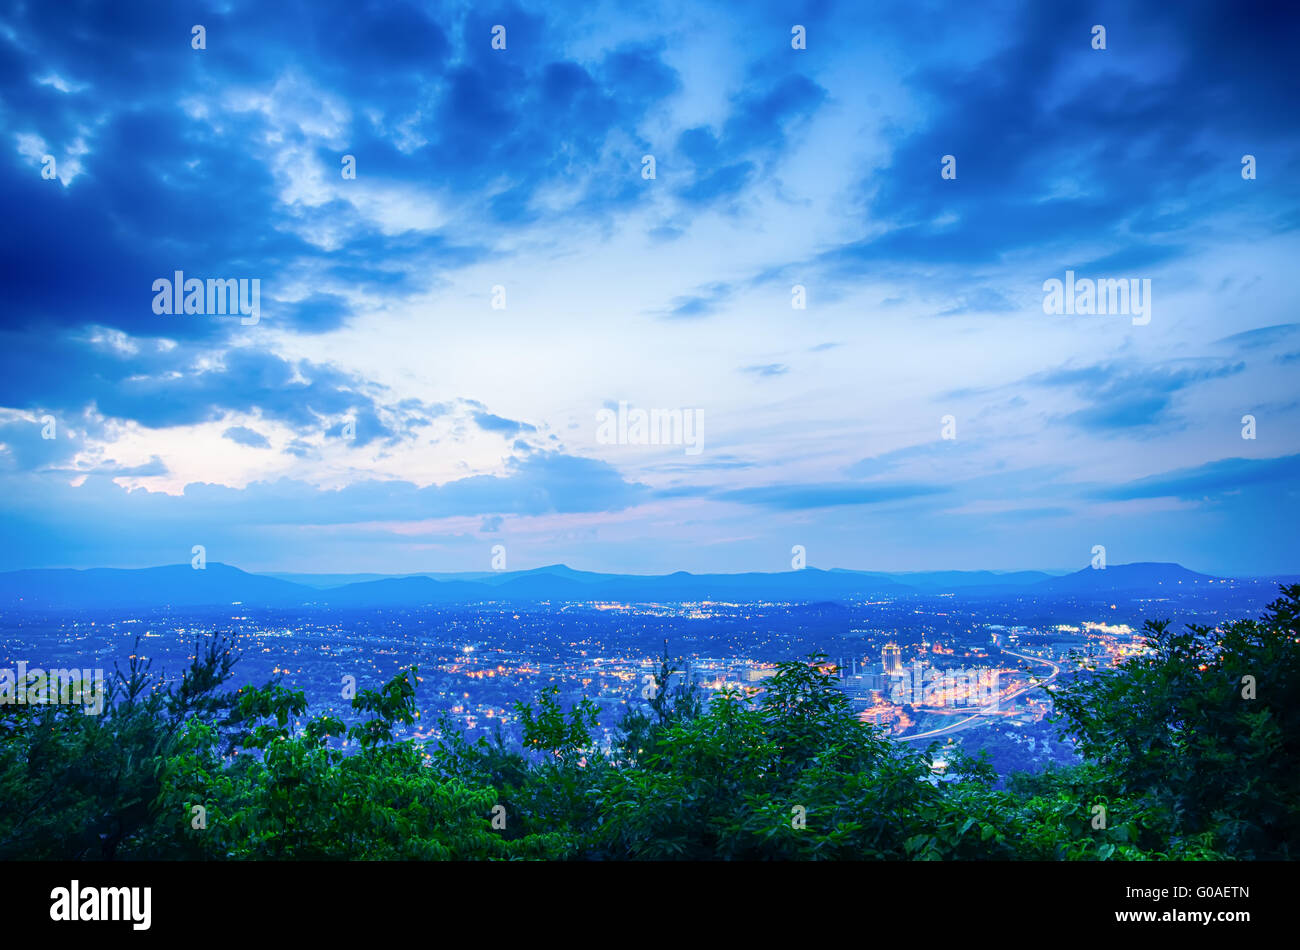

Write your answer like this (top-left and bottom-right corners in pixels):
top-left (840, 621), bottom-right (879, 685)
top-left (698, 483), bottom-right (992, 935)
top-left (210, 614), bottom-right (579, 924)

top-left (0, 560), bottom-right (1277, 610)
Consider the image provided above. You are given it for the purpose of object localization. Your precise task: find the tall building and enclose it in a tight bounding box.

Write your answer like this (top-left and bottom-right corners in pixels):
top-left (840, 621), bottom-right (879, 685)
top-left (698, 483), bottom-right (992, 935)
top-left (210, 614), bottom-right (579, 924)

top-left (882, 642), bottom-right (902, 674)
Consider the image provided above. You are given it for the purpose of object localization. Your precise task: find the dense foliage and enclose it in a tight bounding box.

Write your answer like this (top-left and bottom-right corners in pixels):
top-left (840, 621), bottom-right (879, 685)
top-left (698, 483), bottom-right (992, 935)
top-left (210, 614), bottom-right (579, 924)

top-left (1049, 583), bottom-right (1298, 859)
top-left (2, 587), bottom-right (1295, 860)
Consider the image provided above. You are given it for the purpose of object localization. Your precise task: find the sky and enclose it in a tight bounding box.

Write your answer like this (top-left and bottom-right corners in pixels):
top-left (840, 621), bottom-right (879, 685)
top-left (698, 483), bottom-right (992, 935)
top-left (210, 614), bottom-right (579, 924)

top-left (1, 0), bottom-right (1298, 576)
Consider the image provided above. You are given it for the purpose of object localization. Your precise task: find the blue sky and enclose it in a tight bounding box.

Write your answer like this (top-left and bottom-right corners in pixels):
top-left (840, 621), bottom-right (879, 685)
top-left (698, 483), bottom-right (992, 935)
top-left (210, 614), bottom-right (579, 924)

top-left (1, 0), bottom-right (1298, 575)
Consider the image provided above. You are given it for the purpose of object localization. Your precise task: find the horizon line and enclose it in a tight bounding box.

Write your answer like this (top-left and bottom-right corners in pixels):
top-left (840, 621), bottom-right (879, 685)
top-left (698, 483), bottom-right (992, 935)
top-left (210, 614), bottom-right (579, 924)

top-left (4, 559), bottom-right (1297, 581)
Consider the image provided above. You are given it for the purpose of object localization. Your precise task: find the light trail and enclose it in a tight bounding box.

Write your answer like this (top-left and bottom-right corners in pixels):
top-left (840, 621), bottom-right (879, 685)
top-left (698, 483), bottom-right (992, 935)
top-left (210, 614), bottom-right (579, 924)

top-left (896, 647), bottom-right (1062, 743)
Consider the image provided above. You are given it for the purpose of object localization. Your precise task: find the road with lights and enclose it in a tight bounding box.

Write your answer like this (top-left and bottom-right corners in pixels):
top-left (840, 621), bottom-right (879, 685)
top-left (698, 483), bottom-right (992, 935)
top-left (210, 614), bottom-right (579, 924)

top-left (896, 647), bottom-right (1062, 743)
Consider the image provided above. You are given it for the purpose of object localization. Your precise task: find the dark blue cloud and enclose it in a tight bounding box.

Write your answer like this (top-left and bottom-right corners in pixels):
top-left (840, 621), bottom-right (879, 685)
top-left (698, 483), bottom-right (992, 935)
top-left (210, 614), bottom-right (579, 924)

top-left (715, 481), bottom-right (947, 510)
top-left (819, 0), bottom-right (1300, 281)
top-left (741, 363), bottom-right (789, 377)
top-left (0, 332), bottom-right (464, 461)
top-left (1090, 453), bottom-right (1300, 501)
top-left (665, 282), bottom-right (733, 319)
top-left (1031, 361), bottom-right (1244, 433)
top-left (1216, 323), bottom-right (1300, 351)
top-left (847, 441), bottom-right (975, 479)
top-left (0, 0), bottom-right (684, 353)
top-left (652, 455), bottom-right (756, 474)
top-left (0, 450), bottom-right (650, 569)
top-left (665, 71), bottom-right (826, 210)
top-left (279, 294), bottom-right (353, 334)
top-left (937, 287), bottom-right (1016, 317)
top-left (674, 73), bottom-right (825, 207)
top-left (223, 426), bottom-right (270, 449)
top-left (1, 449), bottom-right (647, 528)
top-left (0, 415), bottom-right (86, 473)
top-left (87, 456), bottom-right (170, 477)
top-left (471, 411), bottom-right (537, 437)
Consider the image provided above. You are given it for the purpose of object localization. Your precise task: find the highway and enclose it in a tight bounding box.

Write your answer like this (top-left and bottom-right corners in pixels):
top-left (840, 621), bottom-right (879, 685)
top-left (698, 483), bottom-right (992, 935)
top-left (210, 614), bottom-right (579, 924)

top-left (895, 647), bottom-right (1062, 743)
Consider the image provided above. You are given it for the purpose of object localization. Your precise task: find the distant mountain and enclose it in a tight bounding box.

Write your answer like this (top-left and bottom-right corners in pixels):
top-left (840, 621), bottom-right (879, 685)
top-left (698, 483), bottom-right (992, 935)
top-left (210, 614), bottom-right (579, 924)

top-left (474, 564), bottom-right (611, 587)
top-left (265, 571), bottom-right (413, 589)
top-left (580, 567), bottom-right (907, 603)
top-left (0, 563), bottom-right (314, 610)
top-left (313, 575), bottom-right (494, 607)
top-left (1034, 561), bottom-right (1222, 593)
top-left (0, 561), bottom-right (1249, 610)
top-left (314, 567), bottom-right (910, 604)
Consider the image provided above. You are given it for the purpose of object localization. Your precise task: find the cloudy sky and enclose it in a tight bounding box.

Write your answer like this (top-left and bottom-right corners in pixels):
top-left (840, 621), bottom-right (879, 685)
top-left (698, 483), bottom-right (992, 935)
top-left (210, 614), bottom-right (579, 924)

top-left (1, 0), bottom-right (1297, 575)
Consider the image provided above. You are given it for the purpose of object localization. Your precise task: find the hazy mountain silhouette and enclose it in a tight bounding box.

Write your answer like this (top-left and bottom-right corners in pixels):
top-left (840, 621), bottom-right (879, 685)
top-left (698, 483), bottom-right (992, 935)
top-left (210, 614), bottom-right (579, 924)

top-left (0, 563), bottom-right (312, 609)
top-left (1034, 561), bottom-right (1221, 593)
top-left (0, 560), bottom-right (1254, 610)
